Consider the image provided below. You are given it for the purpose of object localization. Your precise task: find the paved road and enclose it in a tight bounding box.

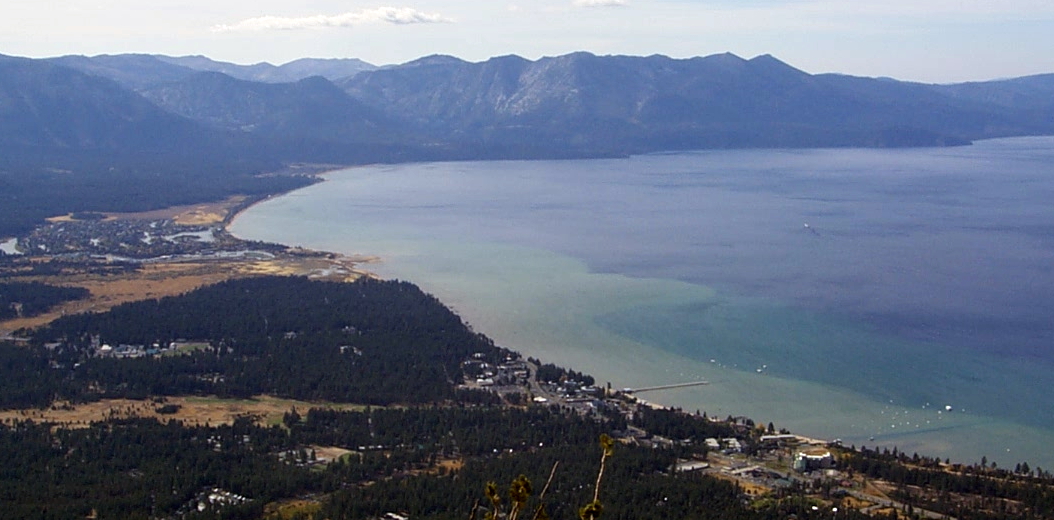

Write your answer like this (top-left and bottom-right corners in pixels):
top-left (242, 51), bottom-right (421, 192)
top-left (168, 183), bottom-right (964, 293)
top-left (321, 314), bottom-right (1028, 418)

top-left (522, 359), bottom-right (564, 405)
top-left (0, 330), bottom-right (27, 343)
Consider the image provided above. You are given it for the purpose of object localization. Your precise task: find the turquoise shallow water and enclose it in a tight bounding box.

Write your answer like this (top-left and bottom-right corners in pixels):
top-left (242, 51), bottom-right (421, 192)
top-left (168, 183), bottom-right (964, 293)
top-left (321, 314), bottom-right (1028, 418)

top-left (230, 137), bottom-right (1054, 469)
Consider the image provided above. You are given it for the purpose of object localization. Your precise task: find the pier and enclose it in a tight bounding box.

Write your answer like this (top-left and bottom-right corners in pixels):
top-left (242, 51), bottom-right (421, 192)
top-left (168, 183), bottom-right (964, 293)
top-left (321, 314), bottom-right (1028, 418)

top-left (622, 380), bottom-right (709, 394)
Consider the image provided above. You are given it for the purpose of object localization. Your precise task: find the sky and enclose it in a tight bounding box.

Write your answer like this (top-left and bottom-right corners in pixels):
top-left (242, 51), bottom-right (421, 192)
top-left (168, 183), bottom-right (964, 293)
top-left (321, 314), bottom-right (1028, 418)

top-left (2, 0), bottom-right (1053, 83)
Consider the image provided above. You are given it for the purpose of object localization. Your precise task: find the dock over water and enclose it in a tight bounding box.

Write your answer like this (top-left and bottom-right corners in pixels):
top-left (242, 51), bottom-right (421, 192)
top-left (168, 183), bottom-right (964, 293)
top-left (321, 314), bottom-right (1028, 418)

top-left (623, 380), bottom-right (709, 394)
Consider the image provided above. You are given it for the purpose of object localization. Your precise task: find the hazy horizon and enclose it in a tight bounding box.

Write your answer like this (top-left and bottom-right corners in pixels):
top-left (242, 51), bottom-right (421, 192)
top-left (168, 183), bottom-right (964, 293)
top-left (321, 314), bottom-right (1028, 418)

top-left (3, 1), bottom-right (1053, 83)
top-left (7, 49), bottom-right (1053, 86)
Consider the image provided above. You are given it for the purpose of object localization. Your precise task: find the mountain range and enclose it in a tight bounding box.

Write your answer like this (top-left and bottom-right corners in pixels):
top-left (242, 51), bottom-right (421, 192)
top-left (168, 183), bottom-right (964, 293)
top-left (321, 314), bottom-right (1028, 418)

top-left (4, 51), bottom-right (1054, 163)
top-left (2, 50), bottom-right (1053, 241)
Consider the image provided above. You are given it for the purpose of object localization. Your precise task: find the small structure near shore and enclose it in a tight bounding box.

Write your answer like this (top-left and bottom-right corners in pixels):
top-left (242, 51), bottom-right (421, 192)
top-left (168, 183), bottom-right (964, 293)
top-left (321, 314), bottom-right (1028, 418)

top-left (793, 448), bottom-right (834, 472)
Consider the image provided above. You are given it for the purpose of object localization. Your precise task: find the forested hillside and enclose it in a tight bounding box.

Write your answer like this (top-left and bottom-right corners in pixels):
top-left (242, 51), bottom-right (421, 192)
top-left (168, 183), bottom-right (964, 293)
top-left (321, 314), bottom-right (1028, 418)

top-left (5, 276), bottom-right (505, 407)
top-left (0, 409), bottom-right (755, 520)
top-left (5, 51), bottom-right (1054, 237)
top-left (0, 274), bottom-right (778, 520)
top-left (0, 55), bottom-right (308, 237)
top-left (0, 282), bottom-right (89, 320)
top-left (2, 274), bottom-right (1053, 519)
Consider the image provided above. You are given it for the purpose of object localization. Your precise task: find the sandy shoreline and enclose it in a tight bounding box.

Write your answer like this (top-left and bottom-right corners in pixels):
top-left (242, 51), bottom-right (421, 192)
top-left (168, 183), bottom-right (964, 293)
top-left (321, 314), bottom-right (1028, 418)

top-left (225, 166), bottom-right (725, 426)
top-left (224, 164), bottom-right (353, 229)
top-left (0, 168), bottom-right (376, 336)
top-left (223, 166), bottom-right (383, 281)
top-left (223, 154), bottom-right (1054, 470)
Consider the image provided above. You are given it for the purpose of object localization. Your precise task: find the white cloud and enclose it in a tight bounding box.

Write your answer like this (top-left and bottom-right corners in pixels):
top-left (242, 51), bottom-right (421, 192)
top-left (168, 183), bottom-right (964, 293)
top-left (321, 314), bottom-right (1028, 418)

top-left (212, 7), bottom-right (453, 32)
top-left (572, 0), bottom-right (627, 7)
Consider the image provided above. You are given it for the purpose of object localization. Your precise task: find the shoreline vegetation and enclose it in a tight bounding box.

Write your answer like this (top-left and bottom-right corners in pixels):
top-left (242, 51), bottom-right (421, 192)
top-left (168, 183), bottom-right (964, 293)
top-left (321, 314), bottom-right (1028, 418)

top-left (0, 162), bottom-right (980, 451)
top-left (0, 167), bottom-right (381, 337)
top-left (231, 145), bottom-right (1054, 468)
top-left (4, 164), bottom-right (1054, 519)
top-left (0, 161), bottom-right (1038, 464)
top-left (221, 166), bottom-right (707, 410)
top-left (219, 158), bottom-right (1054, 472)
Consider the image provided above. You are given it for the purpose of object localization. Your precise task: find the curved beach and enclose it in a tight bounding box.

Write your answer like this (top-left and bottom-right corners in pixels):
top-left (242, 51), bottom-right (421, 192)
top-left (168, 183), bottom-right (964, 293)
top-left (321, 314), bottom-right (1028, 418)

top-left (229, 140), bottom-right (1054, 469)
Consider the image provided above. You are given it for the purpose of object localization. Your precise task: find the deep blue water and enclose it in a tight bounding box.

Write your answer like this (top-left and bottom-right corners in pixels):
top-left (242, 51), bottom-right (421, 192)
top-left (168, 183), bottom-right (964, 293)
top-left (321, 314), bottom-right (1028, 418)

top-left (232, 136), bottom-right (1054, 464)
top-left (338, 138), bottom-right (1054, 362)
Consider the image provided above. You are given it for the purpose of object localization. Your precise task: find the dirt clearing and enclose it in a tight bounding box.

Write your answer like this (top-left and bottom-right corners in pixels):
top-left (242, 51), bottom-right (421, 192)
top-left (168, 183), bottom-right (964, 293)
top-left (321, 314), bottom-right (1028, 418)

top-left (0, 395), bottom-right (368, 429)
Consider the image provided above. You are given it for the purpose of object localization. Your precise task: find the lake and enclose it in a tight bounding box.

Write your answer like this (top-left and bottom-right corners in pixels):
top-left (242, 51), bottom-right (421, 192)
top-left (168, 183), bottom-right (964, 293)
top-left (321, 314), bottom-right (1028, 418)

top-left (230, 136), bottom-right (1054, 469)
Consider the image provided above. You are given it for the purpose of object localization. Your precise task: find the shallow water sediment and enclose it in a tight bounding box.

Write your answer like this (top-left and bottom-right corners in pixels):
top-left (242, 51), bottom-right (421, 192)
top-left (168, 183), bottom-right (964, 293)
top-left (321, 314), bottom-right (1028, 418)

top-left (230, 138), bottom-right (1054, 468)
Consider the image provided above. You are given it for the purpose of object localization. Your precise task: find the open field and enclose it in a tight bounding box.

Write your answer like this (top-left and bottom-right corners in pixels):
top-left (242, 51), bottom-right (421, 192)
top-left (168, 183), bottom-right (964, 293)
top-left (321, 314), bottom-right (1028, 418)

top-left (0, 395), bottom-right (368, 429)
top-left (264, 499), bottom-right (323, 520)
top-left (0, 194), bottom-right (390, 436)
top-left (0, 253), bottom-right (377, 335)
top-left (1, 262), bottom-right (240, 333)
top-left (46, 195), bottom-right (250, 226)
top-left (1, 193), bottom-right (380, 337)
top-left (313, 446), bottom-right (355, 463)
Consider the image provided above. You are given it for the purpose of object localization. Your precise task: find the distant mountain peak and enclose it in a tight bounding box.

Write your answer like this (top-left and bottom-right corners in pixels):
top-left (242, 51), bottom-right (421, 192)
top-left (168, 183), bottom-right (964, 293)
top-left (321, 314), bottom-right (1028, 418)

top-left (702, 52), bottom-right (746, 62)
top-left (296, 75), bottom-right (336, 86)
top-left (160, 54), bottom-right (270, 69)
top-left (746, 53), bottom-right (807, 76)
top-left (486, 54), bottom-right (531, 64)
top-left (690, 52), bottom-right (749, 71)
top-left (153, 55), bottom-right (374, 83)
top-left (0, 57), bottom-right (213, 151)
top-left (280, 57), bottom-right (372, 66)
top-left (6, 50), bottom-right (1054, 165)
top-left (401, 54), bottom-right (467, 67)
